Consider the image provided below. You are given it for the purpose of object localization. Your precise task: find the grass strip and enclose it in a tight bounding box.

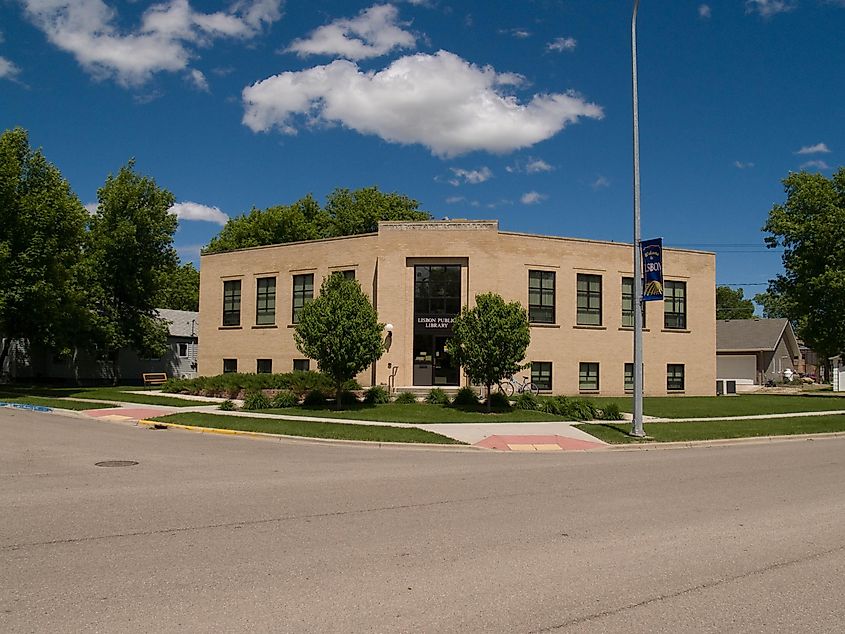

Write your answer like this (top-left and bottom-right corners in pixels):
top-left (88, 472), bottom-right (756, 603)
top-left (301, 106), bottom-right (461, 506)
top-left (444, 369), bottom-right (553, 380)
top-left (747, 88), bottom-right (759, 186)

top-left (255, 403), bottom-right (567, 423)
top-left (586, 394), bottom-right (845, 419)
top-left (0, 396), bottom-right (117, 410)
top-left (0, 385), bottom-right (216, 408)
top-left (151, 412), bottom-right (464, 445)
top-left (576, 414), bottom-right (845, 444)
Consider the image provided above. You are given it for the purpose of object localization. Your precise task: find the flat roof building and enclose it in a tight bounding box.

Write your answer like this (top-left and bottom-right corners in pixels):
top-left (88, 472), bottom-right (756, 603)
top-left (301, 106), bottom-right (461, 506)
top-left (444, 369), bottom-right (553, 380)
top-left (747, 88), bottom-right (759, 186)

top-left (198, 220), bottom-right (716, 396)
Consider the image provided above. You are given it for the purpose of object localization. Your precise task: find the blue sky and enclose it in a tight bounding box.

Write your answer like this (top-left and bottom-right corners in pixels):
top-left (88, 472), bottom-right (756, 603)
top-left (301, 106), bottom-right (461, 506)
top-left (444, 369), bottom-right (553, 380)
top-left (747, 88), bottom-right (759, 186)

top-left (1, 0), bottom-right (843, 304)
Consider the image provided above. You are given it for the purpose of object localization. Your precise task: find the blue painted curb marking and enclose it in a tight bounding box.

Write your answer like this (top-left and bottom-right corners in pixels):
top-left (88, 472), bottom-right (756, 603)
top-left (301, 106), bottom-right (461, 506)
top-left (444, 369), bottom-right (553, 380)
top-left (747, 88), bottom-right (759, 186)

top-left (0, 402), bottom-right (52, 413)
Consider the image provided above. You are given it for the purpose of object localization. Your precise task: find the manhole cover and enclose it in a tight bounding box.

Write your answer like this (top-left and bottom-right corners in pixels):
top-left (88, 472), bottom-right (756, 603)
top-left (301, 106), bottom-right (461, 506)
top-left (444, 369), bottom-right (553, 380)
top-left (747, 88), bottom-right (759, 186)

top-left (95, 460), bottom-right (139, 468)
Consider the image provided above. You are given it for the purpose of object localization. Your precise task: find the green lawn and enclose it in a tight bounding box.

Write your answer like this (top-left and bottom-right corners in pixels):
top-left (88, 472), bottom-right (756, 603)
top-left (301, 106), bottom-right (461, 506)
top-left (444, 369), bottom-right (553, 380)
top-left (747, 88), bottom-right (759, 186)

top-left (0, 385), bottom-right (215, 408)
top-left (0, 396), bottom-right (117, 410)
top-left (577, 414), bottom-right (845, 443)
top-left (252, 402), bottom-right (569, 424)
top-left (586, 394), bottom-right (845, 419)
top-left (151, 412), bottom-right (463, 444)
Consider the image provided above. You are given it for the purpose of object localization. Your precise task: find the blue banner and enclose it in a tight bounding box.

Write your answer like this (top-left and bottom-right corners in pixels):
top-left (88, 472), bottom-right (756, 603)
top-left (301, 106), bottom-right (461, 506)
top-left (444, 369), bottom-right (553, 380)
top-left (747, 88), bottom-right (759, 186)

top-left (641, 238), bottom-right (664, 301)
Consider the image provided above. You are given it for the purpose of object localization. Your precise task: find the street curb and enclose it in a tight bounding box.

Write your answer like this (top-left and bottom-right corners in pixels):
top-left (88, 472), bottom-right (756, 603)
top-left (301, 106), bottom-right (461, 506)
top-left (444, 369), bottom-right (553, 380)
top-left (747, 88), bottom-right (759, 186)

top-left (136, 420), bottom-right (483, 452)
top-left (594, 430), bottom-right (845, 451)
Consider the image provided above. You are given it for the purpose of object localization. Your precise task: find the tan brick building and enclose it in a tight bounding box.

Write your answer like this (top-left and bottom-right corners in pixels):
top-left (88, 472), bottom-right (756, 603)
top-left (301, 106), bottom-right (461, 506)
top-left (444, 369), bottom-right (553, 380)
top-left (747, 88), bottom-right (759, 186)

top-left (198, 220), bottom-right (716, 396)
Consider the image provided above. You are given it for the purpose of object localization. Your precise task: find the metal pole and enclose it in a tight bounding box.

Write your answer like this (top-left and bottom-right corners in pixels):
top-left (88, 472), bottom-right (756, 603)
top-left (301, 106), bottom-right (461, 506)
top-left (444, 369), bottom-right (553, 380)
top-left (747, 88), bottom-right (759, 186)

top-left (631, 0), bottom-right (646, 437)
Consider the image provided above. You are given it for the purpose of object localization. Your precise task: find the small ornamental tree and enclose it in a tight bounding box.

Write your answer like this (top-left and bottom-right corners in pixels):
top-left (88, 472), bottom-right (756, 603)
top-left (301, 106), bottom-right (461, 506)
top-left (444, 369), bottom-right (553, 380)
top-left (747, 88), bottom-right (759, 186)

top-left (446, 293), bottom-right (531, 411)
top-left (294, 273), bottom-right (385, 409)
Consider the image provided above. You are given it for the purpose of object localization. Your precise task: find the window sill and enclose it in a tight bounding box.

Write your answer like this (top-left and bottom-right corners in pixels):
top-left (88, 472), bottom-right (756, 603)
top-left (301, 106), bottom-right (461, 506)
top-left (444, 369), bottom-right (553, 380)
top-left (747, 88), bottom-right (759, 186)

top-left (252, 325), bottom-right (278, 329)
top-left (529, 323), bottom-right (560, 329)
top-left (579, 389), bottom-right (600, 394)
top-left (667, 390), bottom-right (686, 394)
top-left (661, 329), bottom-right (691, 334)
top-left (619, 327), bottom-right (650, 332)
top-left (573, 325), bottom-right (607, 330)
top-left (218, 326), bottom-right (242, 330)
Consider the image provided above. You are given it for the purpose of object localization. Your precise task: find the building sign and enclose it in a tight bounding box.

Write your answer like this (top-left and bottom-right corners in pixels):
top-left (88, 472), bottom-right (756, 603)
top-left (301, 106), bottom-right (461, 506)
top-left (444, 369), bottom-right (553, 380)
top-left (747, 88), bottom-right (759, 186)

top-left (415, 315), bottom-right (456, 333)
top-left (640, 237), bottom-right (664, 301)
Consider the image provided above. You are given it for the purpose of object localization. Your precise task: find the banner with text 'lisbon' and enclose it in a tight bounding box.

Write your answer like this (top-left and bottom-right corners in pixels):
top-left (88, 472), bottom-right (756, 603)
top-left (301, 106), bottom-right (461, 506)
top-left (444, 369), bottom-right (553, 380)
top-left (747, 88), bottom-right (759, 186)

top-left (641, 238), bottom-right (664, 302)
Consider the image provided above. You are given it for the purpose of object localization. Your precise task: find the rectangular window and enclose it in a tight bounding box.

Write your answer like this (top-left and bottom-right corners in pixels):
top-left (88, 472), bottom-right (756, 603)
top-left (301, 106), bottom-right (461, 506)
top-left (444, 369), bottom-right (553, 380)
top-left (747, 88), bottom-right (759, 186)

top-left (577, 274), bottom-right (602, 325)
top-left (667, 364), bottom-right (685, 391)
top-left (292, 274), bottom-right (314, 324)
top-left (531, 362), bottom-right (553, 392)
top-left (621, 277), bottom-right (646, 328)
top-left (222, 280), bottom-right (241, 326)
top-left (293, 359), bottom-right (310, 372)
top-left (414, 265), bottom-right (462, 315)
top-left (624, 363), bottom-right (634, 393)
top-left (257, 359), bottom-right (272, 374)
top-left (255, 277), bottom-right (276, 325)
top-left (178, 342), bottom-right (188, 358)
top-left (579, 362), bottom-right (600, 391)
top-left (223, 358), bottom-right (238, 374)
top-left (334, 269), bottom-right (356, 280)
top-left (664, 281), bottom-right (687, 329)
top-left (528, 270), bottom-right (555, 324)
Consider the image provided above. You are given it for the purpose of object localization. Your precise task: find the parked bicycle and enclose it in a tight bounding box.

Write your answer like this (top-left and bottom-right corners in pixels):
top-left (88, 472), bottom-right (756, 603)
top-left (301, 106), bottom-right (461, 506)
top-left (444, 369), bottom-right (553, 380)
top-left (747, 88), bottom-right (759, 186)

top-left (497, 375), bottom-right (539, 397)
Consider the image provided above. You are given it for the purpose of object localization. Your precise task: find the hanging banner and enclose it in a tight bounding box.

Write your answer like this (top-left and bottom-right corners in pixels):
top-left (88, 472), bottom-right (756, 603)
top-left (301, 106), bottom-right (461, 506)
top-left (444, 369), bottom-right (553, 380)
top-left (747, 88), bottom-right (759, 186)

top-left (640, 237), bottom-right (664, 301)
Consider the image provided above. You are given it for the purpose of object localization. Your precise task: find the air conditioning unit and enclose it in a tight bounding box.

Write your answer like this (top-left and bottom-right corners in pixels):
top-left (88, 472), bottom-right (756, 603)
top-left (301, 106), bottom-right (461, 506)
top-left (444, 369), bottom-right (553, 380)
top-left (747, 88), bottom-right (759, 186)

top-left (716, 379), bottom-right (737, 396)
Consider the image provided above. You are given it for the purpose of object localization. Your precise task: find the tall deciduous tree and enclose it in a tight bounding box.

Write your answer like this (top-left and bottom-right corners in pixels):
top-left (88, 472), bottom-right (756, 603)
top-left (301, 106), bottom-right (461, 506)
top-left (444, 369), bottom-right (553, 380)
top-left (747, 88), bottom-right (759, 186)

top-left (446, 293), bottom-right (531, 411)
top-left (86, 160), bottom-right (178, 380)
top-left (755, 167), bottom-right (845, 368)
top-left (0, 128), bottom-right (88, 374)
top-left (294, 274), bottom-right (385, 409)
top-left (716, 286), bottom-right (755, 320)
top-left (156, 262), bottom-right (200, 311)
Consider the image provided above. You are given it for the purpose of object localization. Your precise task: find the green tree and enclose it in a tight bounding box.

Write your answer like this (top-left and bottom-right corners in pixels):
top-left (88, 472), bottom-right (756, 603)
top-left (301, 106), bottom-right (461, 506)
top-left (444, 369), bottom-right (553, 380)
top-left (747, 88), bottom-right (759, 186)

top-left (156, 262), bottom-right (200, 311)
top-left (203, 186), bottom-right (431, 254)
top-left (0, 128), bottom-right (88, 374)
top-left (86, 160), bottom-right (178, 381)
top-left (293, 273), bottom-right (385, 409)
top-left (446, 293), bottom-right (531, 411)
top-left (716, 286), bottom-right (755, 320)
top-left (755, 167), bottom-right (845, 368)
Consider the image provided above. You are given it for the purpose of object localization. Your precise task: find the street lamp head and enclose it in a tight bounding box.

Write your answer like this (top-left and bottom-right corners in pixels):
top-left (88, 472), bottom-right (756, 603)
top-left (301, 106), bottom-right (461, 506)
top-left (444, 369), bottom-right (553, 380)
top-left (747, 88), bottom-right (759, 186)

top-left (385, 323), bottom-right (394, 333)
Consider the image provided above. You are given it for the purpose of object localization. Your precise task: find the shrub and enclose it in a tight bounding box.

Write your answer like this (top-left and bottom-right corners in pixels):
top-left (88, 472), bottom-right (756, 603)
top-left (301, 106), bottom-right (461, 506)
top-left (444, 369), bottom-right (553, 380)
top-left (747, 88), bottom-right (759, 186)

top-left (426, 388), bottom-right (450, 405)
top-left (270, 390), bottom-right (298, 408)
top-left (337, 390), bottom-right (359, 407)
top-left (218, 399), bottom-right (236, 411)
top-left (393, 391), bottom-right (418, 404)
top-left (364, 385), bottom-right (390, 404)
top-left (540, 396), bottom-right (597, 420)
top-left (599, 402), bottom-right (624, 421)
top-left (159, 371), bottom-right (357, 398)
top-left (243, 390), bottom-right (271, 410)
top-left (302, 390), bottom-right (328, 407)
top-left (451, 386), bottom-right (480, 408)
top-left (513, 392), bottom-right (540, 411)
top-left (487, 391), bottom-right (512, 410)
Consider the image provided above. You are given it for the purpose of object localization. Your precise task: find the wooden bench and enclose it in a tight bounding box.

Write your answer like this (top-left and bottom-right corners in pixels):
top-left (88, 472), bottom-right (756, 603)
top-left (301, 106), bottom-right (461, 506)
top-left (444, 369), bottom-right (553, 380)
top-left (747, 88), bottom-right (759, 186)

top-left (142, 372), bottom-right (168, 388)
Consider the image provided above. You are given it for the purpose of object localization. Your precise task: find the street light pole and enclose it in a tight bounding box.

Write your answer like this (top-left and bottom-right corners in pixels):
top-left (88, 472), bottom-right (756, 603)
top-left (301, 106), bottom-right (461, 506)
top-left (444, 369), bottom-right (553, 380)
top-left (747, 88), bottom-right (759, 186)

top-left (631, 0), bottom-right (646, 437)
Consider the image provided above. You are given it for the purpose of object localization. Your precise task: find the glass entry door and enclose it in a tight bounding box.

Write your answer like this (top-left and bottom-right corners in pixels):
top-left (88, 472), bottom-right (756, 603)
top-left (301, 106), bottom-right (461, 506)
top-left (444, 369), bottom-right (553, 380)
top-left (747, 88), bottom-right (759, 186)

top-left (433, 336), bottom-right (458, 385)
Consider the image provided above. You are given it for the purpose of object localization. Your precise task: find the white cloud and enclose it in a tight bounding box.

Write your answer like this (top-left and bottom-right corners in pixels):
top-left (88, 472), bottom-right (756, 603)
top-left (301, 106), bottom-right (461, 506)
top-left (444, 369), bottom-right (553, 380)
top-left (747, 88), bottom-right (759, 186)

top-left (800, 160), bottom-right (830, 170)
top-left (500, 28), bottom-right (531, 39)
top-left (734, 160), bottom-right (755, 169)
top-left (520, 191), bottom-right (546, 205)
top-left (0, 56), bottom-right (21, 81)
top-left (169, 201), bottom-right (229, 225)
top-left (84, 202), bottom-right (98, 215)
top-left (287, 4), bottom-right (415, 60)
top-left (242, 50), bottom-right (603, 158)
top-left (447, 166), bottom-right (492, 186)
top-left (547, 37), bottom-right (576, 52)
top-left (745, 0), bottom-right (795, 17)
top-left (187, 68), bottom-right (209, 91)
top-left (591, 176), bottom-right (610, 190)
top-left (698, 4), bottom-right (712, 18)
top-left (20, 0), bottom-right (283, 87)
top-left (445, 196), bottom-right (465, 204)
top-left (506, 157), bottom-right (554, 174)
top-left (795, 142), bottom-right (831, 154)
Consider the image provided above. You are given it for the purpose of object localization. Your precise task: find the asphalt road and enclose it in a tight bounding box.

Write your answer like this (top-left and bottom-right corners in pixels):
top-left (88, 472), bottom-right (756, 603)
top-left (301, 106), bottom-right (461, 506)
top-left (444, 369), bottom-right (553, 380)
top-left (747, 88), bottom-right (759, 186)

top-left (2, 407), bottom-right (845, 633)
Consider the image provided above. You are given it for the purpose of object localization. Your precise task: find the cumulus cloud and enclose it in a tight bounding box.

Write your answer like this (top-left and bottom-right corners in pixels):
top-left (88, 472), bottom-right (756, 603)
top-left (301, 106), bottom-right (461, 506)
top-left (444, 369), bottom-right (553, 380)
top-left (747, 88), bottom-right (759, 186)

top-left (795, 142), bottom-right (831, 154)
top-left (698, 4), bottom-right (712, 18)
top-left (745, 0), bottom-right (795, 17)
top-left (187, 68), bottom-right (209, 91)
top-left (286, 4), bottom-right (415, 60)
top-left (734, 160), bottom-right (755, 169)
top-left (500, 28), bottom-right (531, 39)
top-left (0, 56), bottom-right (21, 81)
top-left (445, 196), bottom-right (465, 204)
top-left (591, 176), bottom-right (610, 190)
top-left (20, 0), bottom-right (283, 87)
top-left (520, 191), bottom-right (546, 205)
top-left (800, 160), bottom-right (830, 170)
top-left (169, 201), bottom-right (229, 225)
top-left (242, 50), bottom-right (603, 158)
top-left (547, 37), bottom-right (576, 52)
top-left (447, 166), bottom-right (492, 186)
top-left (508, 156), bottom-right (554, 174)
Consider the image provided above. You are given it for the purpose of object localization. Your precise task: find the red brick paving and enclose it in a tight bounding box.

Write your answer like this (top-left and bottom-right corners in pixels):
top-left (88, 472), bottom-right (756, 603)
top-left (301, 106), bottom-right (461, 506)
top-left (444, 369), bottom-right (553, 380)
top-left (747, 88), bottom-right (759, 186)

top-left (475, 434), bottom-right (605, 451)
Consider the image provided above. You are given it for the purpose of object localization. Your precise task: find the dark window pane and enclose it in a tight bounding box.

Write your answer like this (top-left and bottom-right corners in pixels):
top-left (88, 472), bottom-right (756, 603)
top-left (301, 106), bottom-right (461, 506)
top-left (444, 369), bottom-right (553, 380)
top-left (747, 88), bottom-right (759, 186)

top-left (528, 270), bottom-right (555, 324)
top-left (579, 362), bottom-right (599, 391)
top-left (577, 274), bottom-right (602, 325)
top-left (293, 359), bottom-right (310, 372)
top-left (256, 277), bottom-right (276, 325)
top-left (667, 364), bottom-right (685, 391)
top-left (223, 358), bottom-right (238, 374)
top-left (414, 265), bottom-right (461, 315)
top-left (664, 281), bottom-right (687, 330)
top-left (222, 280), bottom-right (241, 326)
top-left (292, 274), bottom-right (314, 324)
top-left (531, 362), bottom-right (553, 391)
top-left (257, 359), bottom-right (272, 374)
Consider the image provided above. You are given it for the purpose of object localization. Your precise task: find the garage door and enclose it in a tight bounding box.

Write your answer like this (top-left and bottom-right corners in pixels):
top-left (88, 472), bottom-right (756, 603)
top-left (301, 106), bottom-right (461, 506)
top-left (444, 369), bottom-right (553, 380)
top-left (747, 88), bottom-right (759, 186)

top-left (717, 355), bottom-right (757, 383)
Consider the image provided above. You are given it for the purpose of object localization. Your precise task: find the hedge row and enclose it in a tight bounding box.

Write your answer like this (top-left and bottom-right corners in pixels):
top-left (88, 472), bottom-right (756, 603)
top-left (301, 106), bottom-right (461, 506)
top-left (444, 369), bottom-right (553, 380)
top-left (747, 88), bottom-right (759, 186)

top-left (161, 371), bottom-right (359, 399)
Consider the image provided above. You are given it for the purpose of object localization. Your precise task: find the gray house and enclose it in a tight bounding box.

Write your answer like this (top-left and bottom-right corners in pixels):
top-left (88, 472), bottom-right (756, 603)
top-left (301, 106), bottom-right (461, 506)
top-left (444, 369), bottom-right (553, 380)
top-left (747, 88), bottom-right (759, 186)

top-left (1, 309), bottom-right (198, 384)
top-left (716, 318), bottom-right (800, 392)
